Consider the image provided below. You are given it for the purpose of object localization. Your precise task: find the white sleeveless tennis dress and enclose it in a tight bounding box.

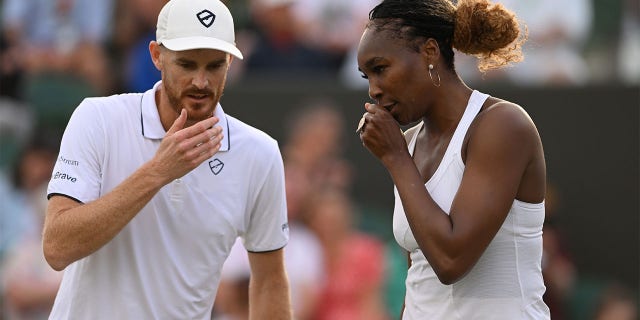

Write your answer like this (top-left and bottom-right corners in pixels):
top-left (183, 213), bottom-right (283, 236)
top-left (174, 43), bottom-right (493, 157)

top-left (392, 90), bottom-right (550, 319)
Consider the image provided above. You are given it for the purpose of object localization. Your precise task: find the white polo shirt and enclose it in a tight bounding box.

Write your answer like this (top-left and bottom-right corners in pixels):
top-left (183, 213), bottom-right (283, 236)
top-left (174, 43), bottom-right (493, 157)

top-left (47, 81), bottom-right (289, 320)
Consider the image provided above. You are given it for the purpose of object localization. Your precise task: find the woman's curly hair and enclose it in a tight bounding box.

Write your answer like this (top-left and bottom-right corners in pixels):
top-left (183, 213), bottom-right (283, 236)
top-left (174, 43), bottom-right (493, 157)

top-left (368, 0), bottom-right (526, 73)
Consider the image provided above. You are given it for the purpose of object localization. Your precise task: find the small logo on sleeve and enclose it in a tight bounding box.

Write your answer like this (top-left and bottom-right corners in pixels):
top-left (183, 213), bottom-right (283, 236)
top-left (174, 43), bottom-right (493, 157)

top-left (197, 10), bottom-right (216, 28)
top-left (208, 159), bottom-right (224, 175)
top-left (58, 157), bottom-right (79, 166)
top-left (281, 223), bottom-right (289, 233)
top-left (53, 172), bottom-right (77, 183)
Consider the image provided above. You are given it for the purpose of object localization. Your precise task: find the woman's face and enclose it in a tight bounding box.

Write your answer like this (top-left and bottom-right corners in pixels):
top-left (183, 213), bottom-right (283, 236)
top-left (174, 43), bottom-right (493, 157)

top-left (357, 27), bottom-right (433, 126)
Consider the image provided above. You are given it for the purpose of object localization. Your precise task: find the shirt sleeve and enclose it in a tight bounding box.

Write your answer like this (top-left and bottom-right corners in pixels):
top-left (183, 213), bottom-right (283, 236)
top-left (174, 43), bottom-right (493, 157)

top-left (241, 140), bottom-right (289, 252)
top-left (47, 98), bottom-right (104, 203)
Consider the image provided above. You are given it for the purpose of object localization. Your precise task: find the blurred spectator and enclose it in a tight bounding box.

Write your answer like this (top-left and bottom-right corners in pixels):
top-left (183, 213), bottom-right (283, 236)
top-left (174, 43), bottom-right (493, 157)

top-left (300, 187), bottom-right (389, 320)
top-left (1, 0), bottom-right (115, 95)
top-left (216, 225), bottom-right (324, 320)
top-left (498, 0), bottom-right (592, 85)
top-left (542, 223), bottom-right (578, 319)
top-left (112, 0), bottom-right (165, 93)
top-left (287, 0), bottom-right (379, 89)
top-left (282, 99), bottom-right (352, 206)
top-left (457, 0), bottom-right (593, 86)
top-left (292, 0), bottom-right (378, 70)
top-left (592, 282), bottom-right (638, 320)
top-left (214, 239), bottom-right (251, 320)
top-left (239, 0), bottom-right (335, 78)
top-left (1, 137), bottom-right (62, 320)
top-left (617, 0), bottom-right (640, 84)
top-left (217, 99), bottom-right (335, 318)
top-left (0, 136), bottom-right (54, 260)
top-left (541, 183), bottom-right (577, 319)
top-left (381, 241), bottom-right (407, 318)
top-left (0, 97), bottom-right (34, 169)
top-left (541, 183), bottom-right (640, 320)
top-left (279, 99), bottom-right (349, 319)
top-left (0, 171), bottom-right (29, 265)
top-left (279, 213), bottom-right (325, 319)
top-left (566, 277), bottom-right (640, 320)
top-left (0, 31), bottom-right (23, 99)
top-left (216, 98), bottom-right (366, 319)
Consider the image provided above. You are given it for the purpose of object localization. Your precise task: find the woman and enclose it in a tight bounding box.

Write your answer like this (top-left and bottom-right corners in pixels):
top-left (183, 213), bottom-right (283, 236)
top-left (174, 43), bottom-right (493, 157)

top-left (356, 0), bottom-right (550, 319)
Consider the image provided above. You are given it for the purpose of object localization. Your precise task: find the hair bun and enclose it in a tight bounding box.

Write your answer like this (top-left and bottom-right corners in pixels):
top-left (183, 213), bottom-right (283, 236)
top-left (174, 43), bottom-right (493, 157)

top-left (453, 0), bottom-right (525, 71)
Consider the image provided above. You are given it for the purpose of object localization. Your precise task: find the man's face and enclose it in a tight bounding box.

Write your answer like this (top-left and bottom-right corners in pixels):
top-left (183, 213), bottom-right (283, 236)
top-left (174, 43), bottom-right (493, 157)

top-left (152, 43), bottom-right (231, 127)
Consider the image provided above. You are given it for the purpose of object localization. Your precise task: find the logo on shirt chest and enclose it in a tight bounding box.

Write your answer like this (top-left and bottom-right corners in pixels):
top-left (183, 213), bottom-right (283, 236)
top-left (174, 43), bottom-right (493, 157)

top-left (208, 159), bottom-right (224, 175)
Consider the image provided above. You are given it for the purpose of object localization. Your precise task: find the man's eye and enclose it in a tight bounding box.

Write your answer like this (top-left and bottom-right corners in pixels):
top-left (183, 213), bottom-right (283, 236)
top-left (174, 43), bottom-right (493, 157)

top-left (207, 63), bottom-right (224, 70)
top-left (360, 73), bottom-right (369, 79)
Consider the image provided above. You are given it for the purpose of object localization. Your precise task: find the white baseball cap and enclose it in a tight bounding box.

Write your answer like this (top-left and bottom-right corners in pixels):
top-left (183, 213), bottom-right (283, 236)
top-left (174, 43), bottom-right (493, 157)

top-left (156, 0), bottom-right (243, 59)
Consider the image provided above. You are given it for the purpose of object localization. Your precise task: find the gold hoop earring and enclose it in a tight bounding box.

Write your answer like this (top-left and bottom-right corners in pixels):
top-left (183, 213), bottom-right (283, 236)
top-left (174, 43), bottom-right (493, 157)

top-left (429, 64), bottom-right (441, 87)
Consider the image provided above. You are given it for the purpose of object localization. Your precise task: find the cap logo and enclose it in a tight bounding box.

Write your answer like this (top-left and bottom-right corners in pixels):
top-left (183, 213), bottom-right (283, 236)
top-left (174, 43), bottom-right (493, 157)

top-left (196, 9), bottom-right (216, 28)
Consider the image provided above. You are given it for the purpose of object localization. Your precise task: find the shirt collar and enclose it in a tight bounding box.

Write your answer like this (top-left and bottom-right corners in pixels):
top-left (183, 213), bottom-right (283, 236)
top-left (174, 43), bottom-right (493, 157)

top-left (140, 81), bottom-right (230, 151)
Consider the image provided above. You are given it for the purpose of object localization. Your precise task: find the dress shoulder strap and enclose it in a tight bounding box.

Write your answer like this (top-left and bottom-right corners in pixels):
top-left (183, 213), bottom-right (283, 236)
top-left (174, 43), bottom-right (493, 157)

top-left (448, 90), bottom-right (490, 155)
top-left (405, 122), bottom-right (423, 156)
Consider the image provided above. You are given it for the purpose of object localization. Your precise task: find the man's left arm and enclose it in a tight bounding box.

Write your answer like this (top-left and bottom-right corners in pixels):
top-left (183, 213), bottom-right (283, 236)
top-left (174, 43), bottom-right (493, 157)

top-left (247, 248), bottom-right (292, 320)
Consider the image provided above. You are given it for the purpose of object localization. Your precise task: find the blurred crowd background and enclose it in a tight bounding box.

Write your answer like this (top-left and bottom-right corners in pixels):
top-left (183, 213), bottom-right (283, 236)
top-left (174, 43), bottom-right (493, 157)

top-left (0, 0), bottom-right (638, 319)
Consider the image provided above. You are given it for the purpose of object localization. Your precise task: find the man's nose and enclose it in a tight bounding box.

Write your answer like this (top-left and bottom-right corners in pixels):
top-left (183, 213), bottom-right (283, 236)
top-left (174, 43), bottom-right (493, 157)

top-left (192, 70), bottom-right (209, 89)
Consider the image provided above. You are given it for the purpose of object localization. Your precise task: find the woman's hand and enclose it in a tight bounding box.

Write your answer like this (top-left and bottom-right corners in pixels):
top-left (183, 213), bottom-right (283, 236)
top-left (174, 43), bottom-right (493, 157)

top-left (359, 103), bottom-right (410, 167)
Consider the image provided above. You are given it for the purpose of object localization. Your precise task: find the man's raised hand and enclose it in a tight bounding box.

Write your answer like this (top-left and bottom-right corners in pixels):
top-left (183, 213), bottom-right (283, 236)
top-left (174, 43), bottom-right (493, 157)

top-left (150, 109), bottom-right (223, 184)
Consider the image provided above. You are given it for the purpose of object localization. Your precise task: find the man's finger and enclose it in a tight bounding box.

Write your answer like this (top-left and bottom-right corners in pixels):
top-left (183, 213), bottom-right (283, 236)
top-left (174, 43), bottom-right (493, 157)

top-left (181, 117), bottom-right (220, 142)
top-left (167, 109), bottom-right (187, 135)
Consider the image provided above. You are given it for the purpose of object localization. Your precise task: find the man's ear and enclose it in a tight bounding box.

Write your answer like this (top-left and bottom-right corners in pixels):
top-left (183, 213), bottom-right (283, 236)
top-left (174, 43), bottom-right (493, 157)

top-left (420, 38), bottom-right (440, 65)
top-left (149, 41), bottom-right (163, 71)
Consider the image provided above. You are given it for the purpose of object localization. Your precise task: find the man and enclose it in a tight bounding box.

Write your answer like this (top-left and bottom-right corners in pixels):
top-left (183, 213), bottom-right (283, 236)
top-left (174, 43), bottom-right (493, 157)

top-left (42, 0), bottom-right (292, 318)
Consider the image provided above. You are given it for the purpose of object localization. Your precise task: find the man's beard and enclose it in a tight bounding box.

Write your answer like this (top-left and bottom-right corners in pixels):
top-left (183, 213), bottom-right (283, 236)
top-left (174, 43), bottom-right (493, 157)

top-left (166, 89), bottom-right (185, 115)
top-left (165, 85), bottom-right (215, 123)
